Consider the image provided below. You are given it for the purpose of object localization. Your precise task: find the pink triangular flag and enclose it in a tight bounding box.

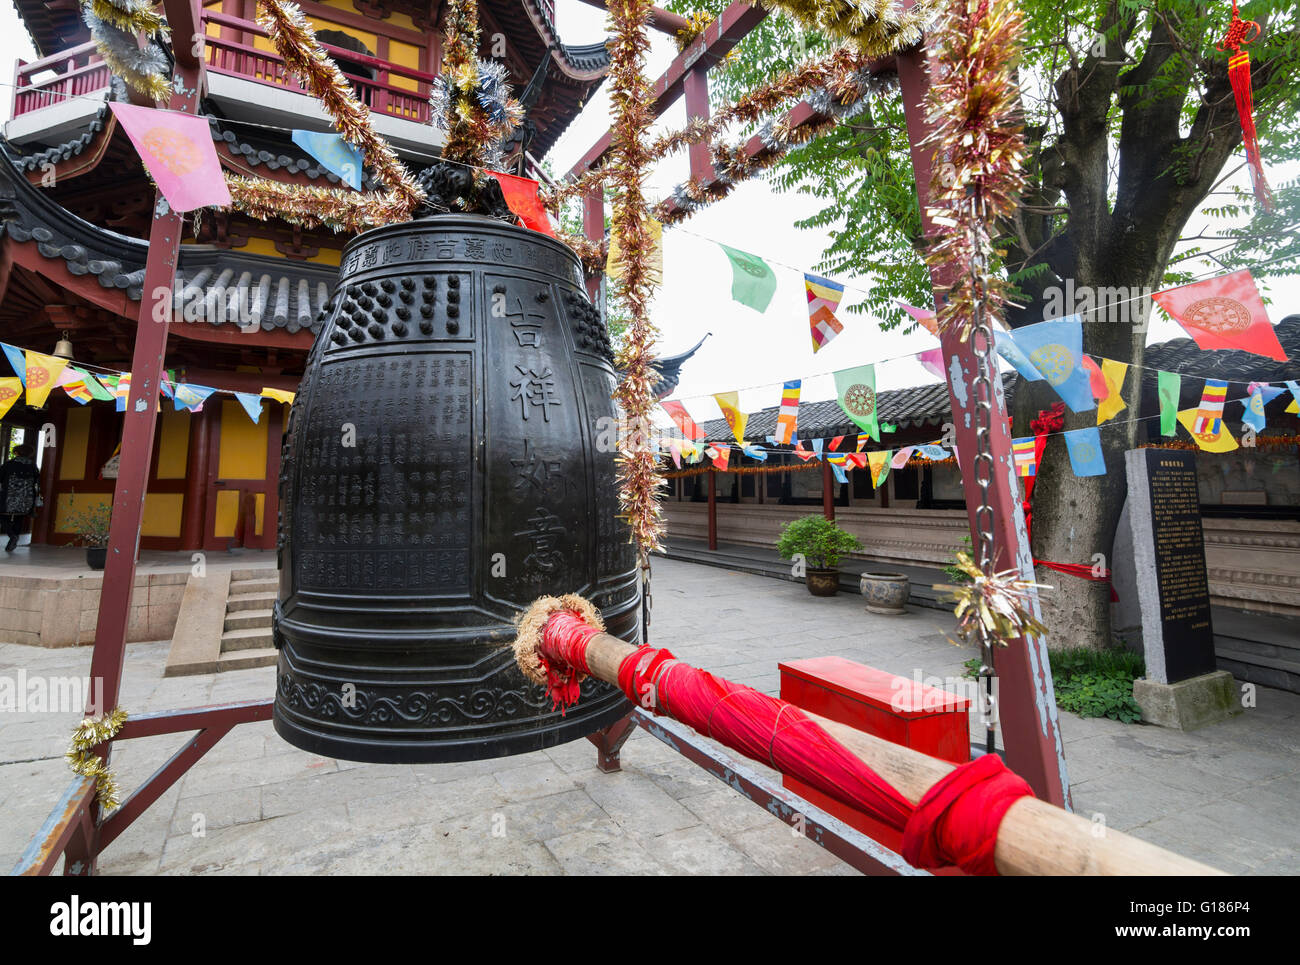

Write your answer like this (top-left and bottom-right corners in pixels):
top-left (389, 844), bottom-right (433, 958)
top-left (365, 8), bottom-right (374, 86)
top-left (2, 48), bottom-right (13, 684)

top-left (110, 103), bottom-right (233, 212)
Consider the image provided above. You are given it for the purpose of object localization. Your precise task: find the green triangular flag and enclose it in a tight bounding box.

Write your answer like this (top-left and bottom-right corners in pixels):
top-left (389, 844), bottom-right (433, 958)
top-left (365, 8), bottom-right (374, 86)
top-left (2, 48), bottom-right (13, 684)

top-left (834, 364), bottom-right (879, 441)
top-left (719, 244), bottom-right (777, 312)
top-left (881, 422), bottom-right (898, 434)
top-left (75, 367), bottom-right (115, 401)
top-left (1158, 370), bottom-right (1180, 437)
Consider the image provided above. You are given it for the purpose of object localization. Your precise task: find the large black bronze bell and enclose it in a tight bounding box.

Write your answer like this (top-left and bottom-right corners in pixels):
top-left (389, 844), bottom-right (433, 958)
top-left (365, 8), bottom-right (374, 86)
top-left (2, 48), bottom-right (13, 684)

top-left (272, 212), bottom-right (640, 763)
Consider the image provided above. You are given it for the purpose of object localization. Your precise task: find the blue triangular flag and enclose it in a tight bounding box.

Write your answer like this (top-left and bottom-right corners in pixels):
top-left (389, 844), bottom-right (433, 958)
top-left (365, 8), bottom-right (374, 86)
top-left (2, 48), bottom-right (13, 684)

top-left (742, 443), bottom-right (768, 462)
top-left (1063, 427), bottom-right (1107, 477)
top-left (3, 343), bottom-right (26, 385)
top-left (173, 383), bottom-right (217, 412)
top-left (291, 130), bottom-right (364, 190)
top-left (827, 460), bottom-right (848, 484)
top-left (234, 391), bottom-right (263, 423)
top-left (995, 330), bottom-right (1044, 382)
top-left (1007, 316), bottom-right (1095, 413)
top-left (915, 444), bottom-right (951, 460)
top-left (811, 438), bottom-right (824, 458)
top-left (1240, 383), bottom-right (1284, 432)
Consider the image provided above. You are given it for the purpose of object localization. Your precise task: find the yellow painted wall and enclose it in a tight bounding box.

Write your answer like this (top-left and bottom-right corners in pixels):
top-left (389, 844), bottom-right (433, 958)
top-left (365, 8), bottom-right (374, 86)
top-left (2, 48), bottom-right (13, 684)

top-left (141, 493), bottom-right (185, 538)
top-left (156, 409), bottom-right (191, 480)
top-left (214, 489), bottom-right (241, 538)
top-left (388, 39), bottom-right (421, 91)
top-left (387, 12), bottom-right (418, 30)
top-left (255, 492), bottom-right (266, 537)
top-left (311, 247), bottom-right (342, 266)
top-left (54, 492), bottom-right (112, 533)
top-left (59, 407), bottom-right (92, 481)
top-left (217, 399), bottom-right (268, 479)
top-left (241, 237), bottom-right (280, 258)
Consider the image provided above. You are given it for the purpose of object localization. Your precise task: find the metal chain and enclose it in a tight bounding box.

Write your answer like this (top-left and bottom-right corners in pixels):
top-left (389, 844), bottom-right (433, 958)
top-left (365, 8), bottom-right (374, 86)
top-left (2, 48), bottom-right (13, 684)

top-left (966, 194), bottom-right (999, 754)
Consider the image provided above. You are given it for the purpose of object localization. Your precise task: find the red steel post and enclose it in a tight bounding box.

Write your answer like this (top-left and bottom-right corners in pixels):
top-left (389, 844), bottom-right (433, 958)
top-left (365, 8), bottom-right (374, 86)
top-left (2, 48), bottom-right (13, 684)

top-left (895, 45), bottom-right (1070, 807)
top-left (70, 11), bottom-right (208, 874)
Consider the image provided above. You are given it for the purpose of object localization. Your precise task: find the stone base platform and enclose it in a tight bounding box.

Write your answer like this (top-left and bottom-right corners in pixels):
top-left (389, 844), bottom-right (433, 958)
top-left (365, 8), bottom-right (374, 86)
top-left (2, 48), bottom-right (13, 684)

top-left (1134, 670), bottom-right (1243, 731)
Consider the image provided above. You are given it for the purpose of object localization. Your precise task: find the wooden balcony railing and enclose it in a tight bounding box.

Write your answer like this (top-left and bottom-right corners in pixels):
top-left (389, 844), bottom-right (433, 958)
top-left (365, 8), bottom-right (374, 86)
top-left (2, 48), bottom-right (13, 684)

top-left (203, 11), bottom-right (436, 123)
top-left (11, 41), bottom-right (112, 119)
top-left (10, 14), bottom-right (437, 125)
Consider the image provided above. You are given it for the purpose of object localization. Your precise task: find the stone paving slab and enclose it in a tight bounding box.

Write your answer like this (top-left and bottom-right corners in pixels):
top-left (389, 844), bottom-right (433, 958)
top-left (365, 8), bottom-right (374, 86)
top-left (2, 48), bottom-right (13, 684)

top-left (1, 556), bottom-right (1297, 875)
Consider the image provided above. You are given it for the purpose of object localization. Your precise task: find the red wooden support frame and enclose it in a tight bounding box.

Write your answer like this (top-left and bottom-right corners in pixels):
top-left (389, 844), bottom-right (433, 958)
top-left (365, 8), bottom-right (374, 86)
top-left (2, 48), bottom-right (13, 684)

top-left (18, 1), bottom-right (1073, 877)
top-left (66, 0), bottom-right (209, 876)
top-left (585, 711), bottom-right (636, 772)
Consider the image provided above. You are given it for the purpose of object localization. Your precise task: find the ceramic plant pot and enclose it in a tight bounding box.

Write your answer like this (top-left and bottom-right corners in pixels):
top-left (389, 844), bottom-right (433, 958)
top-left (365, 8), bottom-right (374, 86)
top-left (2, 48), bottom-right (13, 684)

top-left (806, 567), bottom-right (840, 596)
top-left (860, 572), bottom-right (909, 614)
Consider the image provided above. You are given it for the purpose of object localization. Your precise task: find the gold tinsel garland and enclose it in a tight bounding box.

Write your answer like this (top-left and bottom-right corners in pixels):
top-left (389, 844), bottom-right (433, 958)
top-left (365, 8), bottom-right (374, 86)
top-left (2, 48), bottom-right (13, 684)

top-left (607, 0), bottom-right (664, 558)
top-left (225, 0), bottom-right (424, 230)
top-left (924, 0), bottom-right (1044, 651)
top-left (754, 0), bottom-right (935, 57)
top-left (938, 552), bottom-right (1049, 649)
top-left (81, 0), bottom-right (172, 101)
top-left (65, 706), bottom-right (129, 811)
top-left (544, 45), bottom-right (876, 212)
top-left (920, 0), bottom-right (1027, 340)
top-left (435, 0), bottom-right (523, 169)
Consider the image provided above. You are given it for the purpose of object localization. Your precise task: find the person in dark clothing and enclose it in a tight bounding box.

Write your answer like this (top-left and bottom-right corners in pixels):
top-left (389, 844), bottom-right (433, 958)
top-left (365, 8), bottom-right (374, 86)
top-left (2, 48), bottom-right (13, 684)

top-left (0, 442), bottom-right (41, 552)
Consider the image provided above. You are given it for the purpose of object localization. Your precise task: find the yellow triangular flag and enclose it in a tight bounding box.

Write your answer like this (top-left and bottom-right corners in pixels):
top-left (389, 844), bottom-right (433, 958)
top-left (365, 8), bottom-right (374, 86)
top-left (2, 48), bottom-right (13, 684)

top-left (24, 350), bottom-right (68, 408)
top-left (867, 450), bottom-right (891, 488)
top-left (261, 388), bottom-right (295, 405)
top-left (712, 391), bottom-right (748, 445)
top-left (1176, 408), bottom-right (1238, 452)
top-left (1096, 359), bottom-right (1128, 424)
top-left (0, 377), bottom-right (22, 418)
top-left (1288, 397), bottom-right (1298, 415)
top-left (606, 216), bottom-right (663, 287)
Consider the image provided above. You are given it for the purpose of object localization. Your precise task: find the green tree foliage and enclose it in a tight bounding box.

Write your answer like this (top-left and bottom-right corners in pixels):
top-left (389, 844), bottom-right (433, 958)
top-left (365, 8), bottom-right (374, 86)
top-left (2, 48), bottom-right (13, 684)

top-left (667, 0), bottom-right (1300, 327)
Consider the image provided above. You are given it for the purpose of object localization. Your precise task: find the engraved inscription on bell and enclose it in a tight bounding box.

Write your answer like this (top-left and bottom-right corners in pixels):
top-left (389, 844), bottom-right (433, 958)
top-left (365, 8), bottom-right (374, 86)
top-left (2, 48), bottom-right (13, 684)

top-left (273, 214), bottom-right (639, 764)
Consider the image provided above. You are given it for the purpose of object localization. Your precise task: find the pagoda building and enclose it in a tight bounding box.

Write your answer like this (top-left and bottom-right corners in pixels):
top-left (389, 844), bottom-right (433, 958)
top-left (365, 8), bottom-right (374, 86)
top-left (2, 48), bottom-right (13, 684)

top-left (0, 0), bottom-right (607, 551)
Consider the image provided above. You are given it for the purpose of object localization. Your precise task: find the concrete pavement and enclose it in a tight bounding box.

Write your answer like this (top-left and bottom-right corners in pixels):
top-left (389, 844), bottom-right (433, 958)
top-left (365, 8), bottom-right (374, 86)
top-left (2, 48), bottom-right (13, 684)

top-left (2, 557), bottom-right (1296, 875)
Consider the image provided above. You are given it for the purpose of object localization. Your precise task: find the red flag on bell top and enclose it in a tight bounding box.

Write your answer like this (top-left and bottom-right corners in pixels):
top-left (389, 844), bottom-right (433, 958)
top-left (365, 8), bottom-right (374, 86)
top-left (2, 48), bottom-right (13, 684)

top-left (1151, 269), bottom-right (1287, 362)
top-left (489, 171), bottom-right (556, 237)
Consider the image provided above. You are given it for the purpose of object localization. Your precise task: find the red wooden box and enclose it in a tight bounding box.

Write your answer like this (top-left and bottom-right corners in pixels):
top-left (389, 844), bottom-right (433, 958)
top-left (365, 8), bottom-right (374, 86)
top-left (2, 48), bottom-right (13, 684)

top-left (779, 656), bottom-right (972, 874)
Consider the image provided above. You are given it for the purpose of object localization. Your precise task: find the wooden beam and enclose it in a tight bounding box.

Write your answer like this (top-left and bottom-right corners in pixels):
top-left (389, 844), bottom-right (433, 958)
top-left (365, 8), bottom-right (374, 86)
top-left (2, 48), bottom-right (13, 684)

top-left (566, 2), bottom-right (768, 178)
top-left (572, 0), bottom-right (693, 36)
top-left (545, 626), bottom-right (1223, 876)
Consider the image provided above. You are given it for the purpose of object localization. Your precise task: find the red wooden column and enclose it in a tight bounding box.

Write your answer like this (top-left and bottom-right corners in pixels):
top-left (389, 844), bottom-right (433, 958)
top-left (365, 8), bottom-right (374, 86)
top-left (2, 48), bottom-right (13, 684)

top-left (896, 44), bottom-right (1070, 808)
top-left (69, 0), bottom-right (208, 875)
top-left (821, 460), bottom-right (834, 521)
top-left (180, 406), bottom-right (212, 549)
top-left (706, 469), bottom-right (717, 550)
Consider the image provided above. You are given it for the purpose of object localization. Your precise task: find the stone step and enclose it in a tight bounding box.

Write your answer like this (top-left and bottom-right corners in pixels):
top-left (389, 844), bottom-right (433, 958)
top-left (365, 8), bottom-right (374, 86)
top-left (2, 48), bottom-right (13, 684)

top-left (217, 647), bottom-right (279, 672)
top-left (231, 567), bottom-right (277, 583)
top-left (221, 627), bottom-right (274, 652)
top-left (225, 590), bottom-right (277, 612)
top-left (230, 577), bottom-right (277, 595)
top-left (225, 608), bottom-right (273, 632)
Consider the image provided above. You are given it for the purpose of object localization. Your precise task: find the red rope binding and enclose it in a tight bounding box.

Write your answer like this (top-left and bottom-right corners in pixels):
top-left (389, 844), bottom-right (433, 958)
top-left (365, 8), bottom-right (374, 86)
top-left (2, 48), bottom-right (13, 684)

top-left (537, 622), bottom-right (1037, 874)
top-left (901, 753), bottom-right (1034, 876)
top-left (537, 610), bottom-right (600, 713)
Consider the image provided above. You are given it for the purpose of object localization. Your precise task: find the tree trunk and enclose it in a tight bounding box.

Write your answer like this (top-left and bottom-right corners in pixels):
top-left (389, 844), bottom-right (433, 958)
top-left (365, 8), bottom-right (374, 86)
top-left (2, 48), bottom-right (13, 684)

top-left (1027, 262), bottom-right (1167, 651)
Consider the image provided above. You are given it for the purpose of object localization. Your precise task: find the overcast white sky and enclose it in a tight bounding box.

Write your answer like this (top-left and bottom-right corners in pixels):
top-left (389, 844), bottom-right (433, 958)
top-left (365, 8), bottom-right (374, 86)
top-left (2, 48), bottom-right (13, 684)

top-left (0, 0), bottom-right (1293, 428)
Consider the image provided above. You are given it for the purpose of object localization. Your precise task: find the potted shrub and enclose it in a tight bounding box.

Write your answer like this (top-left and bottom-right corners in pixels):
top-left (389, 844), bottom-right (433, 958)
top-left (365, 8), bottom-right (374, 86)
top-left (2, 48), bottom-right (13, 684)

top-left (776, 515), bottom-right (862, 596)
top-left (64, 500), bottom-right (112, 570)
